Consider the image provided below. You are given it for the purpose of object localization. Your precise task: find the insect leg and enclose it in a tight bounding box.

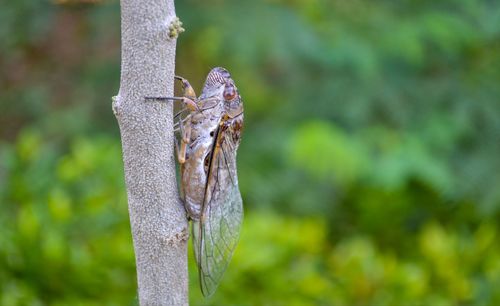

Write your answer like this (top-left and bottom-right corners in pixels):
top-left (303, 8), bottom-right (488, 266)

top-left (174, 107), bottom-right (188, 120)
top-left (177, 113), bottom-right (192, 164)
top-left (145, 96), bottom-right (199, 113)
top-left (174, 114), bottom-right (194, 130)
top-left (145, 74), bottom-right (199, 108)
top-left (174, 75), bottom-right (198, 101)
top-left (173, 129), bottom-right (181, 161)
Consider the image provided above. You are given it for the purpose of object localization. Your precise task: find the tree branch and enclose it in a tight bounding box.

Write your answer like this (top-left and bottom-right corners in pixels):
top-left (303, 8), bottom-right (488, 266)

top-left (113, 0), bottom-right (188, 304)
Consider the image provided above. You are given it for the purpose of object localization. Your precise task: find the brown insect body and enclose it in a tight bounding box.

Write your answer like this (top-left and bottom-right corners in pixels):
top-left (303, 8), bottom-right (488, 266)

top-left (176, 67), bottom-right (244, 297)
top-left (180, 91), bottom-right (224, 219)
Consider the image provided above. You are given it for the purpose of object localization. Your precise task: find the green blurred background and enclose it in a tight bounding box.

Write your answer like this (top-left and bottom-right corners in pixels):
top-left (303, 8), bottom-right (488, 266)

top-left (1, 0), bottom-right (500, 305)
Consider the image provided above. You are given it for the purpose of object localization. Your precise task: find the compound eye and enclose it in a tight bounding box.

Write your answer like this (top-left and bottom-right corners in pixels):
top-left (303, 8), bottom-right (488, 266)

top-left (223, 83), bottom-right (237, 101)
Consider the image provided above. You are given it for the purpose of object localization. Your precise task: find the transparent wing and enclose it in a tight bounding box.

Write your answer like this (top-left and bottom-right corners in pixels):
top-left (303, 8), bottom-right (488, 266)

top-left (192, 120), bottom-right (243, 297)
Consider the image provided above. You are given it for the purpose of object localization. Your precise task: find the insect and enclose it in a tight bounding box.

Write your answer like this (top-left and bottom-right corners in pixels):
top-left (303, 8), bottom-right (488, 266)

top-left (147, 67), bottom-right (244, 297)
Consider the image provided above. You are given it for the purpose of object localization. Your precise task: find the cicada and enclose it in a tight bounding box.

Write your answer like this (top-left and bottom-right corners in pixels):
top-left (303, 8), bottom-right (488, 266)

top-left (148, 67), bottom-right (244, 297)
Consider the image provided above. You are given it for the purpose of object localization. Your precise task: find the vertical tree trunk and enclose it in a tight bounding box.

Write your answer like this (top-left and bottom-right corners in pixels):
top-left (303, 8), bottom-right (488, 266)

top-left (113, 0), bottom-right (188, 305)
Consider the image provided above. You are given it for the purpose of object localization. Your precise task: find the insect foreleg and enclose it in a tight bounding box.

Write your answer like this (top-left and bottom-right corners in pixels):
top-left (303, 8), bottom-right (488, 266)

top-left (174, 76), bottom-right (197, 101)
top-left (145, 96), bottom-right (199, 112)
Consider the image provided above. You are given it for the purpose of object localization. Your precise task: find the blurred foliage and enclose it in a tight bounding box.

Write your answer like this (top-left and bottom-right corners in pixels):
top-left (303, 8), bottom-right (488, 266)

top-left (0, 132), bottom-right (134, 305)
top-left (1, 0), bottom-right (500, 304)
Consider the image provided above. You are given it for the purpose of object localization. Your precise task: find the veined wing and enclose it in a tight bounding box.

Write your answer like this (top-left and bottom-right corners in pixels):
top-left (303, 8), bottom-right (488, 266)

top-left (192, 117), bottom-right (243, 297)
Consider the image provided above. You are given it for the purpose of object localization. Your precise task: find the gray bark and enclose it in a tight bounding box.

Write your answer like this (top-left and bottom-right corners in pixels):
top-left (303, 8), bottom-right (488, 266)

top-left (113, 0), bottom-right (188, 305)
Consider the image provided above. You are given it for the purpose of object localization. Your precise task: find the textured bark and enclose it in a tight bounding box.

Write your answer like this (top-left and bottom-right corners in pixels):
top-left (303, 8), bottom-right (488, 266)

top-left (113, 0), bottom-right (188, 305)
